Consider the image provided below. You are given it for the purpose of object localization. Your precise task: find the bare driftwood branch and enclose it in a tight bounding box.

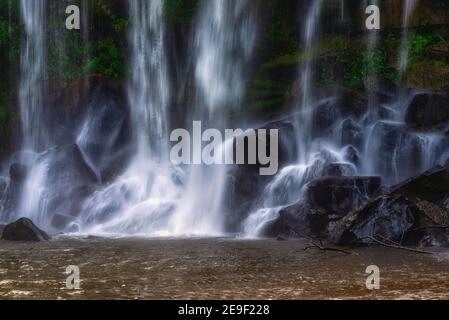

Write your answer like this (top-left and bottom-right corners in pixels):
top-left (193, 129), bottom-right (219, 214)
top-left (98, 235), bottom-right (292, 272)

top-left (303, 239), bottom-right (353, 255)
top-left (358, 235), bottom-right (435, 255)
top-left (409, 225), bottom-right (449, 232)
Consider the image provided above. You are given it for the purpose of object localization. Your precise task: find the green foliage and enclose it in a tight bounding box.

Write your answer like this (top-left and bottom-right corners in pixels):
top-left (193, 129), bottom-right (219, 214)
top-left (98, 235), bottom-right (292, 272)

top-left (86, 39), bottom-right (124, 78)
top-left (264, 36), bottom-right (346, 69)
top-left (339, 49), bottom-right (399, 89)
top-left (164, 0), bottom-right (200, 25)
top-left (318, 61), bottom-right (333, 87)
top-left (409, 33), bottom-right (443, 59)
top-left (112, 18), bottom-right (129, 33)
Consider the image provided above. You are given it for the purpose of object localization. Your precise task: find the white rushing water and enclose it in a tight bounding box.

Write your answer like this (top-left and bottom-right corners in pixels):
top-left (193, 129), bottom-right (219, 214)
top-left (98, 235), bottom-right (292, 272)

top-left (79, 0), bottom-right (180, 236)
top-left (19, 0), bottom-right (47, 151)
top-left (13, 0), bottom-right (50, 228)
top-left (398, 0), bottom-right (419, 81)
top-left (78, 0), bottom-right (258, 237)
top-left (3, 0), bottom-right (447, 238)
top-left (244, 0), bottom-right (444, 237)
top-left (296, 0), bottom-right (324, 163)
top-left (172, 0), bottom-right (258, 236)
top-left (245, 0), bottom-right (325, 236)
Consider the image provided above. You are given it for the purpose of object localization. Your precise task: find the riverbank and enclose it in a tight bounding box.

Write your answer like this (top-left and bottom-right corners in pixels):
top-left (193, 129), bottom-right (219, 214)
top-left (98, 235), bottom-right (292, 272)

top-left (0, 238), bottom-right (448, 300)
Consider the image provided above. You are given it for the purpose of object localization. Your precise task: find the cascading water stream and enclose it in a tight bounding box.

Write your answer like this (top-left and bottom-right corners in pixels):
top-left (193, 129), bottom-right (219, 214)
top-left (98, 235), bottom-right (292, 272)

top-left (172, 0), bottom-right (258, 236)
top-left (244, 0), bottom-right (326, 237)
top-left (297, 0), bottom-right (324, 164)
top-left (398, 0), bottom-right (418, 82)
top-left (13, 0), bottom-right (50, 228)
top-left (19, 0), bottom-right (47, 151)
top-left (3, 0), bottom-right (447, 239)
top-left (79, 0), bottom-right (180, 236)
top-left (244, 0), bottom-right (443, 237)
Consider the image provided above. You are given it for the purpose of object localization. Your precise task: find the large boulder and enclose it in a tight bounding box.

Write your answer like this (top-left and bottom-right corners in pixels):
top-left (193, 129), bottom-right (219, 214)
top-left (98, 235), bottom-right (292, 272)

top-left (405, 92), bottom-right (449, 129)
top-left (366, 121), bottom-right (432, 184)
top-left (307, 176), bottom-right (382, 217)
top-left (363, 77), bottom-right (399, 105)
top-left (38, 144), bottom-right (98, 186)
top-left (339, 118), bottom-right (364, 149)
top-left (260, 176), bottom-right (382, 239)
top-left (50, 75), bottom-right (131, 181)
top-left (223, 116), bottom-right (299, 232)
top-left (1, 218), bottom-right (50, 242)
top-left (9, 163), bottom-right (27, 185)
top-left (330, 165), bottom-right (449, 247)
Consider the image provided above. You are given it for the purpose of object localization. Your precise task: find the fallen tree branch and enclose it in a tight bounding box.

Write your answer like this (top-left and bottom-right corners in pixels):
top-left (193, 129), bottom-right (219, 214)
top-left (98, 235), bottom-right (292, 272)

top-left (359, 235), bottom-right (435, 255)
top-left (303, 240), bottom-right (353, 255)
top-left (409, 225), bottom-right (449, 232)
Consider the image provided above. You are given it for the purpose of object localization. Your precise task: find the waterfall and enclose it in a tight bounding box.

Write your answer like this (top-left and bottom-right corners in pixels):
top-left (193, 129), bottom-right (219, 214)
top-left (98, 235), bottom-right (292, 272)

top-left (192, 0), bottom-right (257, 118)
top-left (79, 0), bottom-right (180, 236)
top-left (296, 0), bottom-right (324, 163)
top-left (19, 0), bottom-right (47, 151)
top-left (8, 0), bottom-right (49, 228)
top-left (244, 1), bottom-right (325, 237)
top-left (171, 0), bottom-right (258, 236)
top-left (128, 0), bottom-right (169, 158)
top-left (3, 0), bottom-right (446, 239)
top-left (398, 0), bottom-right (418, 81)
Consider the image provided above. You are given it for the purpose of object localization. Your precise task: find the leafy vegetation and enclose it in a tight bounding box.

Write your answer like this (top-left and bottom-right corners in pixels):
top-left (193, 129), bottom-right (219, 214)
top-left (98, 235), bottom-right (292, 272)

top-left (164, 0), bottom-right (200, 25)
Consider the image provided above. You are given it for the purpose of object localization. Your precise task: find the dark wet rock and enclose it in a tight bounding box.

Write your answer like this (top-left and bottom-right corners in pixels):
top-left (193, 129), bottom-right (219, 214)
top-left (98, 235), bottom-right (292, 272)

top-left (261, 176), bottom-right (382, 239)
top-left (364, 77), bottom-right (399, 104)
top-left (312, 92), bottom-right (368, 138)
top-left (49, 75), bottom-right (132, 180)
top-left (312, 98), bottom-right (341, 137)
top-left (18, 144), bottom-right (99, 230)
top-left (367, 121), bottom-right (428, 183)
top-left (322, 163), bottom-right (356, 177)
top-left (47, 184), bottom-right (95, 230)
top-left (330, 165), bottom-right (449, 247)
top-left (223, 116), bottom-right (299, 232)
top-left (307, 176), bottom-right (382, 217)
top-left (405, 92), bottom-right (449, 129)
top-left (261, 117), bottom-right (298, 167)
top-left (339, 90), bottom-right (369, 119)
top-left (0, 224), bottom-right (5, 238)
top-left (260, 202), bottom-right (313, 239)
top-left (9, 163), bottom-right (27, 185)
top-left (340, 118), bottom-right (364, 148)
top-left (344, 146), bottom-right (361, 168)
top-left (225, 165), bottom-right (270, 232)
top-left (1, 218), bottom-right (50, 242)
top-left (38, 144), bottom-right (98, 186)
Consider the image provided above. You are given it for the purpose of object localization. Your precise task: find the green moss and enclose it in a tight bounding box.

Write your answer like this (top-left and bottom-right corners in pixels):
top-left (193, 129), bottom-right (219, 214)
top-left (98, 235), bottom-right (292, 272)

top-left (409, 33), bottom-right (444, 59)
top-left (112, 18), bottom-right (129, 33)
top-left (164, 0), bottom-right (200, 25)
top-left (86, 38), bottom-right (124, 78)
top-left (339, 49), bottom-right (399, 89)
top-left (263, 36), bottom-right (346, 69)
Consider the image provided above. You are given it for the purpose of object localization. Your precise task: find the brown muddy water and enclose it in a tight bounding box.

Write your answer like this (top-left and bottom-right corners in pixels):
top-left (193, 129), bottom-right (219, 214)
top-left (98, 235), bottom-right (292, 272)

top-left (0, 238), bottom-right (448, 300)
